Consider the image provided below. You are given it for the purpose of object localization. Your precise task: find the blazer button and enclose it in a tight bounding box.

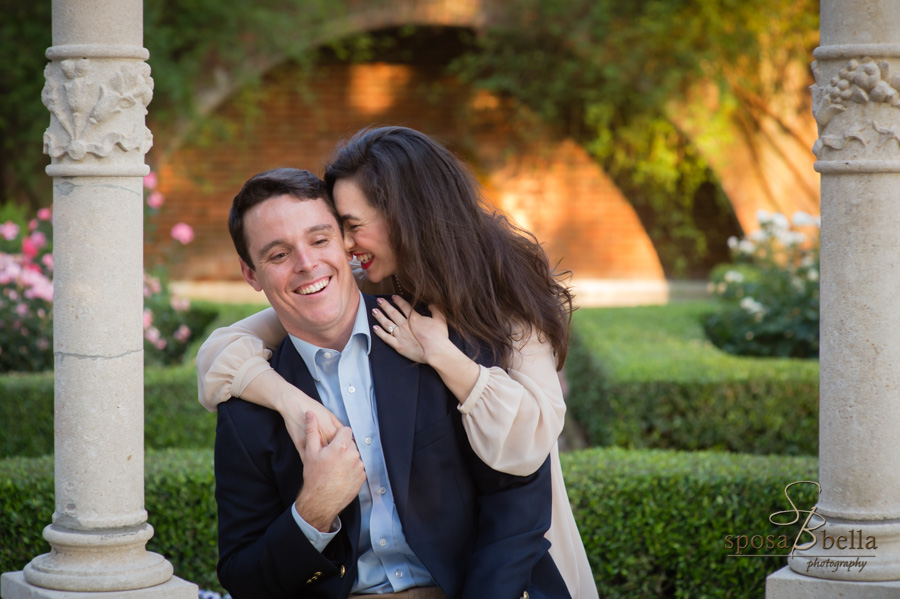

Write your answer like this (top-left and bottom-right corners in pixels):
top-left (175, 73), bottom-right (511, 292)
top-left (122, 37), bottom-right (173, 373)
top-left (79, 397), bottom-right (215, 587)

top-left (305, 571), bottom-right (323, 584)
top-left (340, 565), bottom-right (346, 578)
top-left (520, 592), bottom-right (529, 599)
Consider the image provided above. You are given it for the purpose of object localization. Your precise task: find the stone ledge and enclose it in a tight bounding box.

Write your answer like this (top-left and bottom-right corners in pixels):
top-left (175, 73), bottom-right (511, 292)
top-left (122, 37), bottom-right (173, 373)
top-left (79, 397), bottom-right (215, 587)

top-left (766, 566), bottom-right (900, 598)
top-left (1, 572), bottom-right (198, 599)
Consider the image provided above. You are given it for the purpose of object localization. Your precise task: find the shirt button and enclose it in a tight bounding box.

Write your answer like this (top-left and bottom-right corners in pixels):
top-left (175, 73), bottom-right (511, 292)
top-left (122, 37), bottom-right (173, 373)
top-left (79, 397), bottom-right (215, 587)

top-left (379, 538), bottom-right (387, 547)
top-left (395, 570), bottom-right (403, 578)
top-left (379, 487), bottom-right (386, 495)
top-left (323, 351), bottom-right (332, 359)
top-left (364, 437), bottom-right (372, 445)
top-left (348, 385), bottom-right (356, 393)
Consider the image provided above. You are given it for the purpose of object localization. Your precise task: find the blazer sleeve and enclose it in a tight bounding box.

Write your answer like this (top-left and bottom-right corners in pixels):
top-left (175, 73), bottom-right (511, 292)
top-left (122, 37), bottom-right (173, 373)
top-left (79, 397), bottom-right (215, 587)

top-left (460, 455), bottom-right (563, 599)
top-left (215, 401), bottom-right (352, 599)
top-left (197, 308), bottom-right (286, 412)
top-left (458, 326), bottom-right (566, 476)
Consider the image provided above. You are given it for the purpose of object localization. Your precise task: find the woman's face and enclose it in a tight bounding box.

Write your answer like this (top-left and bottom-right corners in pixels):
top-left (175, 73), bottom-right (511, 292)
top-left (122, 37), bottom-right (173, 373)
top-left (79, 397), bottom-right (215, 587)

top-left (333, 178), bottom-right (398, 284)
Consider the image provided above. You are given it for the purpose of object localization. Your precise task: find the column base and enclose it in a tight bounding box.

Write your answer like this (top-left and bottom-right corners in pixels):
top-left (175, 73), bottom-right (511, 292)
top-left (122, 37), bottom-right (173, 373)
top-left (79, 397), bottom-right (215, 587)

top-left (1, 572), bottom-right (198, 599)
top-left (767, 566), bottom-right (900, 598)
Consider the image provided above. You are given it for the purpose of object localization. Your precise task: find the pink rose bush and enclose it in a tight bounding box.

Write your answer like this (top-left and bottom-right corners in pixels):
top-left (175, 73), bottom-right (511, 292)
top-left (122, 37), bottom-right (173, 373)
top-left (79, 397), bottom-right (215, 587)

top-left (0, 212), bottom-right (54, 372)
top-left (0, 172), bottom-right (211, 372)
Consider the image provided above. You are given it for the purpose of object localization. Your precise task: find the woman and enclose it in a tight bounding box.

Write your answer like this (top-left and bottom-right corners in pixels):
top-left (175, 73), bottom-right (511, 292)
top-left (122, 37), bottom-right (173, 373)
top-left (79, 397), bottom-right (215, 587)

top-left (198, 126), bottom-right (597, 598)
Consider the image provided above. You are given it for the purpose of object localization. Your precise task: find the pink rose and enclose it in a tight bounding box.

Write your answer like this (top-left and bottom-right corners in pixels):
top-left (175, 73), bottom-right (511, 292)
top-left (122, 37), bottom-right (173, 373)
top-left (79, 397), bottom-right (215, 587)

top-left (170, 222), bottom-right (194, 245)
top-left (30, 231), bottom-right (47, 249)
top-left (145, 326), bottom-right (161, 343)
top-left (170, 296), bottom-right (190, 312)
top-left (147, 191), bottom-right (165, 210)
top-left (0, 221), bottom-right (19, 241)
top-left (174, 324), bottom-right (191, 343)
top-left (37, 208), bottom-right (51, 221)
top-left (28, 219), bottom-right (38, 231)
top-left (143, 309), bottom-right (153, 330)
top-left (41, 253), bottom-right (53, 271)
top-left (144, 172), bottom-right (158, 190)
top-left (22, 237), bottom-right (38, 259)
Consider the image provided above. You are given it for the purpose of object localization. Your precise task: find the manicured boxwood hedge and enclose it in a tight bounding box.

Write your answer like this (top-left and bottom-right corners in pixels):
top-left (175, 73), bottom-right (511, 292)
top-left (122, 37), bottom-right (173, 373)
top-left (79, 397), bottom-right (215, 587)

top-left (1, 447), bottom-right (818, 597)
top-left (565, 302), bottom-right (819, 455)
top-left (0, 366), bottom-right (217, 459)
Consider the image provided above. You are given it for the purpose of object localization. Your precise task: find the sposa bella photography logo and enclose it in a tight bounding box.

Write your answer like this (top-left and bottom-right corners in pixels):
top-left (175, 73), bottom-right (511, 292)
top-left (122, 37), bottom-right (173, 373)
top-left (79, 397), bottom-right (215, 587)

top-left (724, 481), bottom-right (877, 574)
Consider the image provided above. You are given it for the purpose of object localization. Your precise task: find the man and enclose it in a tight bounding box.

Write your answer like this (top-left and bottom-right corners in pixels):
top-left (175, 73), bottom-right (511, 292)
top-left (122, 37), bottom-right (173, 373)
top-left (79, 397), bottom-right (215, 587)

top-left (214, 168), bottom-right (568, 599)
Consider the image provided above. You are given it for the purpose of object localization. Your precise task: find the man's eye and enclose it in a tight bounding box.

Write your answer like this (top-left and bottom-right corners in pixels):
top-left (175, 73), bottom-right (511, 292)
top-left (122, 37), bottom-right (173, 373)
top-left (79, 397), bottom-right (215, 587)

top-left (270, 252), bottom-right (287, 261)
top-left (313, 238), bottom-right (329, 246)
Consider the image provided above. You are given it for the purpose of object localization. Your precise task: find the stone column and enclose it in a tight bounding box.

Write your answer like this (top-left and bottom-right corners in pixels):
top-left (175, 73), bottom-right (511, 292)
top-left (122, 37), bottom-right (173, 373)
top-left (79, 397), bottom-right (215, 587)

top-left (1, 1), bottom-right (196, 597)
top-left (767, 0), bottom-right (900, 596)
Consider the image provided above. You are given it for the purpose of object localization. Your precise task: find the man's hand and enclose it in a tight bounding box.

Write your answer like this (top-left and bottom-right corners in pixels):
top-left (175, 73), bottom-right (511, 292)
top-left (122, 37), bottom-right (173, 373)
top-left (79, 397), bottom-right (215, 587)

top-left (295, 412), bottom-right (366, 532)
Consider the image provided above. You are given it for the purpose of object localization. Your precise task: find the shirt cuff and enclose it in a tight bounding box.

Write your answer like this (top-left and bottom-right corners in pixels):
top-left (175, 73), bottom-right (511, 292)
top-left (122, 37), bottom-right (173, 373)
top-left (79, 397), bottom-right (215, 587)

top-left (291, 503), bottom-right (341, 552)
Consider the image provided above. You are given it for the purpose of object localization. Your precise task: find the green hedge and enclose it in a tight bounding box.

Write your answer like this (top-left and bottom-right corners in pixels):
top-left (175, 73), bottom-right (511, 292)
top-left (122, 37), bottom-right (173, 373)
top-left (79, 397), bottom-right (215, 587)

top-left (1, 447), bottom-right (818, 597)
top-left (566, 302), bottom-right (819, 455)
top-left (562, 447), bottom-right (819, 598)
top-left (0, 301), bottom-right (266, 459)
top-left (0, 366), bottom-right (217, 459)
top-left (0, 449), bottom-right (221, 593)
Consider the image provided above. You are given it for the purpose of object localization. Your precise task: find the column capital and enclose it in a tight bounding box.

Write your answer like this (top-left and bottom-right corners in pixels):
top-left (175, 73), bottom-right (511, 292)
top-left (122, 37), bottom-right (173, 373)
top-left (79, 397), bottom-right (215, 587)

top-left (41, 51), bottom-right (153, 178)
top-left (811, 53), bottom-right (900, 173)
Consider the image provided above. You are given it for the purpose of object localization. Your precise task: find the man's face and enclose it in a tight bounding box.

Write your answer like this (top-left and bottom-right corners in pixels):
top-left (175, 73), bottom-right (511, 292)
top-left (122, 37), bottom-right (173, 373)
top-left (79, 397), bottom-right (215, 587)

top-left (240, 194), bottom-right (359, 349)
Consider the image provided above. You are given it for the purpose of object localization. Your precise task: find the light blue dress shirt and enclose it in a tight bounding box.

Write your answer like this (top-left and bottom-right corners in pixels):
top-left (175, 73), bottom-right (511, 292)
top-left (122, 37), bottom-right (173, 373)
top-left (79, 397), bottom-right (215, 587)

top-left (288, 292), bottom-right (436, 594)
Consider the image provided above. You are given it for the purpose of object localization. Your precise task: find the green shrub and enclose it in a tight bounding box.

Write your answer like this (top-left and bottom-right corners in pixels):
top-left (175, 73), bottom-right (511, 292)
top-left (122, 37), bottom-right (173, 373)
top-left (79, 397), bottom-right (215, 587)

top-left (566, 303), bottom-right (819, 455)
top-left (1, 447), bottom-right (818, 598)
top-left (562, 447), bottom-right (819, 598)
top-left (0, 366), bottom-right (218, 458)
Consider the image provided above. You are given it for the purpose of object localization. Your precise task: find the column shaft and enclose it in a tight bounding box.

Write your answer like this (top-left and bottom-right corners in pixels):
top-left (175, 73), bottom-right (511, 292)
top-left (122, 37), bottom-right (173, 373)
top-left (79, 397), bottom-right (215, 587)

top-left (1, 0), bottom-right (196, 596)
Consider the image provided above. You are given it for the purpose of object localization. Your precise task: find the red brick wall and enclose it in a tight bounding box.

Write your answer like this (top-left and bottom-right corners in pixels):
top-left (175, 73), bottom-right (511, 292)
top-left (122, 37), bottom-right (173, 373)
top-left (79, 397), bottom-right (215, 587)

top-left (149, 61), bottom-right (663, 284)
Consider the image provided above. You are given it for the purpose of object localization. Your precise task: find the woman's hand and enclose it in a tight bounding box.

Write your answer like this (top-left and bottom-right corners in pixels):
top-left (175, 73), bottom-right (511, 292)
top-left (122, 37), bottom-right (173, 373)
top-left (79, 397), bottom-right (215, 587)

top-left (279, 390), bottom-right (343, 460)
top-left (371, 296), bottom-right (453, 366)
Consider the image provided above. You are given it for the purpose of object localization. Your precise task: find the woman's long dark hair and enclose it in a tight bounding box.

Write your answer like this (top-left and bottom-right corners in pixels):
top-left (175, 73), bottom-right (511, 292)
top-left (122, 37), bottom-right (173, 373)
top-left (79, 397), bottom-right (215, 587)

top-left (324, 126), bottom-right (574, 370)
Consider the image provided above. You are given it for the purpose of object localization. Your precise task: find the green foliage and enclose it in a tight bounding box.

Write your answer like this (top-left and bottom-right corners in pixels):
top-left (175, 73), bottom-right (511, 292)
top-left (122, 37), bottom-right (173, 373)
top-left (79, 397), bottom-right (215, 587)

top-left (0, 365), bottom-right (216, 459)
top-left (563, 447), bottom-right (819, 598)
top-left (451, 0), bottom-right (818, 276)
top-left (0, 300), bottom-right (265, 458)
top-left (0, 446), bottom-right (819, 598)
top-left (566, 302), bottom-right (819, 455)
top-left (0, 0), bottom-right (52, 205)
top-left (703, 211), bottom-right (820, 358)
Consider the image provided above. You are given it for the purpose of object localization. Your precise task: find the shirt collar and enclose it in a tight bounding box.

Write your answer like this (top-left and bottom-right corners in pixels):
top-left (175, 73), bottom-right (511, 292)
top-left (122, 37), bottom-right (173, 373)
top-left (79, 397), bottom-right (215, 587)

top-left (288, 291), bottom-right (372, 381)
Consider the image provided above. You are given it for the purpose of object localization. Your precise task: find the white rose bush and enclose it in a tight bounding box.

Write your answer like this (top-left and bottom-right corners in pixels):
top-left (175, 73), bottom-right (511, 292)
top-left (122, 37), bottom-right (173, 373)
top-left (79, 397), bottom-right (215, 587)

top-left (702, 210), bottom-right (820, 358)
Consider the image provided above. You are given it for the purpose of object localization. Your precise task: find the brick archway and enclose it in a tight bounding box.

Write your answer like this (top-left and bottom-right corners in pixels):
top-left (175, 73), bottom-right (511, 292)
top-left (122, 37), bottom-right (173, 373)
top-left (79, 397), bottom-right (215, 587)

top-left (152, 56), bottom-right (665, 301)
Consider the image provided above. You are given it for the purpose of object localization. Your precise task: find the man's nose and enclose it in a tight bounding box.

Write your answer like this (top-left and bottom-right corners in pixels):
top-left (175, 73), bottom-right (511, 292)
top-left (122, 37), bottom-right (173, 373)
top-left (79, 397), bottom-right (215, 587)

top-left (292, 248), bottom-right (316, 272)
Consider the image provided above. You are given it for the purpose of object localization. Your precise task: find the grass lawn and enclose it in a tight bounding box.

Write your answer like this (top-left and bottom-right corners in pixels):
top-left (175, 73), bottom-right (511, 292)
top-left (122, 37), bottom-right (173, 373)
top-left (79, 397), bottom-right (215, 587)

top-left (571, 300), bottom-right (819, 383)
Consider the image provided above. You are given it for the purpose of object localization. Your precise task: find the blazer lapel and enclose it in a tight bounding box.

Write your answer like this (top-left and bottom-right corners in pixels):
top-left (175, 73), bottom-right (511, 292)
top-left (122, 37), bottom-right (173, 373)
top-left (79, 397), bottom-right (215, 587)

top-left (365, 295), bottom-right (419, 520)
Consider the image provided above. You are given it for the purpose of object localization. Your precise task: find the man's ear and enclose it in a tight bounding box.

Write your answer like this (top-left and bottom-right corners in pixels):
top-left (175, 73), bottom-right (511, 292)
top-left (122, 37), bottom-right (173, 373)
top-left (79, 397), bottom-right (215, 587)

top-left (239, 258), bottom-right (262, 292)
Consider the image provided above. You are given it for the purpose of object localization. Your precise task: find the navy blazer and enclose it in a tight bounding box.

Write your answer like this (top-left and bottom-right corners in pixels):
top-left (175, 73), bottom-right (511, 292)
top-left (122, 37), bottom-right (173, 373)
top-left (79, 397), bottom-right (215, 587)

top-left (215, 295), bottom-right (570, 599)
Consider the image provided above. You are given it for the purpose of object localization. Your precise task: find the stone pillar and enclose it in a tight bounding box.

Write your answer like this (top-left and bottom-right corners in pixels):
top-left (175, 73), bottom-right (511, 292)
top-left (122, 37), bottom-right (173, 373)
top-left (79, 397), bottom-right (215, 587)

top-left (767, 1), bottom-right (900, 596)
top-left (1, 1), bottom-right (196, 597)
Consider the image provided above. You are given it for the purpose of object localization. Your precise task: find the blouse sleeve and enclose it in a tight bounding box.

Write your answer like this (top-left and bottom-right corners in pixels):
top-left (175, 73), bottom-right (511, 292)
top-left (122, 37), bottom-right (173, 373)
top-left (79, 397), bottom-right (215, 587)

top-left (196, 307), bottom-right (287, 412)
top-left (457, 327), bottom-right (567, 476)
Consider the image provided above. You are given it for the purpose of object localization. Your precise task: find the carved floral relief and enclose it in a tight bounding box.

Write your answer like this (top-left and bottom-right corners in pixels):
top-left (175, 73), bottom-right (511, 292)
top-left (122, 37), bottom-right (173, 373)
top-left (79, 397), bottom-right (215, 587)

top-left (811, 57), bottom-right (900, 160)
top-left (42, 59), bottom-right (154, 162)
